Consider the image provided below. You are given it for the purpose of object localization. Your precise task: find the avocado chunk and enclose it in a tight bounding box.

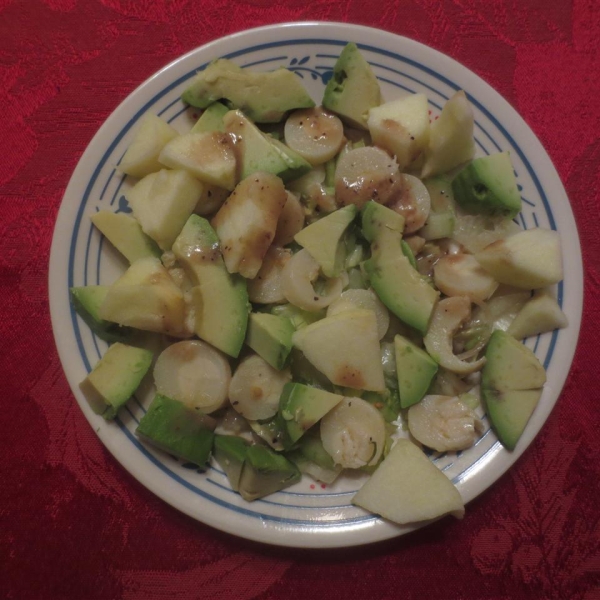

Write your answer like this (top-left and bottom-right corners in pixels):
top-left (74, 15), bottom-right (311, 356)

top-left (246, 312), bottom-right (294, 370)
top-left (172, 215), bottom-right (249, 357)
top-left (238, 445), bottom-right (301, 501)
top-left (191, 101), bottom-right (229, 133)
top-left (248, 414), bottom-right (293, 452)
top-left (394, 335), bottom-right (438, 408)
top-left (136, 394), bottom-right (216, 467)
top-left (224, 110), bottom-right (311, 182)
top-left (90, 211), bottom-right (161, 263)
top-left (182, 59), bottom-right (315, 123)
top-left (420, 176), bottom-right (456, 240)
top-left (361, 202), bottom-right (439, 333)
top-left (279, 382), bottom-right (344, 443)
top-left (293, 204), bottom-right (357, 277)
top-left (322, 42), bottom-right (382, 129)
top-left (213, 435), bottom-right (249, 491)
top-left (452, 152), bottom-right (521, 218)
top-left (79, 342), bottom-right (153, 420)
top-left (70, 286), bottom-right (131, 343)
top-left (481, 330), bottom-right (547, 450)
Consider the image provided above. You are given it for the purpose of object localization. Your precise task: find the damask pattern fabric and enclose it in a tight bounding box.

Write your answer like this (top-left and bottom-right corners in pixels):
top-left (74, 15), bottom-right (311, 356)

top-left (1, 1), bottom-right (599, 598)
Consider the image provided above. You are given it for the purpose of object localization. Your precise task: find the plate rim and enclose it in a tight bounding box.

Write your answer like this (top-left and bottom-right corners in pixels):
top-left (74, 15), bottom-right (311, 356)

top-left (48, 20), bottom-right (584, 548)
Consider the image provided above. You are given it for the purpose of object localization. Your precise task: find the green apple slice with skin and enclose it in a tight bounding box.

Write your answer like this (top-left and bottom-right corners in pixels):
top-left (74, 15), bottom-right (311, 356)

top-left (99, 256), bottom-right (187, 336)
top-left (367, 93), bottom-right (430, 171)
top-left (506, 289), bottom-right (568, 340)
top-left (127, 169), bottom-right (204, 251)
top-left (481, 330), bottom-right (547, 450)
top-left (159, 131), bottom-right (237, 190)
top-left (118, 113), bottom-right (179, 178)
top-left (211, 171), bottom-right (287, 279)
top-left (292, 309), bottom-right (385, 391)
top-left (475, 228), bottom-right (563, 289)
top-left (420, 90), bottom-right (475, 178)
top-left (352, 439), bottom-right (465, 524)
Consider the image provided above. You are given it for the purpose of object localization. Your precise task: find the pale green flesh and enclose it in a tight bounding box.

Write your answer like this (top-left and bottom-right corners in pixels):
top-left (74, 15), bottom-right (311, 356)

top-left (394, 335), bottom-right (438, 408)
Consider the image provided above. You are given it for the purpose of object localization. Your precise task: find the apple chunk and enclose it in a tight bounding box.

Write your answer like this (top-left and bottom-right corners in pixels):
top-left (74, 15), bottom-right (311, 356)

top-left (212, 172), bottom-right (287, 279)
top-left (159, 131), bottom-right (237, 190)
top-left (367, 93), bottom-right (430, 171)
top-left (352, 439), bottom-right (465, 524)
top-left (292, 309), bottom-right (385, 391)
top-left (420, 90), bottom-right (475, 178)
top-left (474, 228), bottom-right (563, 289)
top-left (119, 114), bottom-right (178, 178)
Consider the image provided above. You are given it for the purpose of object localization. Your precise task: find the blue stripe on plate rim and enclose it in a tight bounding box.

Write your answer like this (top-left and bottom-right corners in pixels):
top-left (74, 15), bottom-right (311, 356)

top-left (66, 37), bottom-right (561, 527)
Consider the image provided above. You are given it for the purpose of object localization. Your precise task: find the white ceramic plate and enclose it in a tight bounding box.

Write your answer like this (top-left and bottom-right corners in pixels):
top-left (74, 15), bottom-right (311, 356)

top-left (49, 21), bottom-right (583, 548)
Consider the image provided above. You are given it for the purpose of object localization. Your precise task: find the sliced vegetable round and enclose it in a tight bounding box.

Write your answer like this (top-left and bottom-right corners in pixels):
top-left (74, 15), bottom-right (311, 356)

top-left (284, 107), bottom-right (345, 165)
top-left (281, 248), bottom-right (345, 312)
top-left (408, 394), bottom-right (483, 452)
top-left (228, 354), bottom-right (291, 421)
top-left (320, 397), bottom-right (386, 469)
top-left (386, 174), bottom-right (431, 234)
top-left (335, 147), bottom-right (399, 208)
top-left (154, 340), bottom-right (231, 414)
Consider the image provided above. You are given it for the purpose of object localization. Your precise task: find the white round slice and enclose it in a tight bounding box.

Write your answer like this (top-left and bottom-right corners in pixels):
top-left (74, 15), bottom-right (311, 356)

top-left (228, 354), bottom-right (291, 421)
top-left (284, 107), bottom-right (345, 165)
top-left (154, 340), bottom-right (231, 414)
top-left (320, 397), bottom-right (386, 469)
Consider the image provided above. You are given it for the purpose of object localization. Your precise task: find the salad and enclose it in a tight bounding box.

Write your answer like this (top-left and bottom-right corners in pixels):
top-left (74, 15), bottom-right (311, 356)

top-left (73, 42), bottom-right (568, 526)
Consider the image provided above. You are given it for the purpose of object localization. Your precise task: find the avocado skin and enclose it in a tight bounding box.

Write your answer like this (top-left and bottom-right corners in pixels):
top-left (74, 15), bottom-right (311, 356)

top-left (70, 286), bottom-right (132, 343)
top-left (213, 435), bottom-right (249, 491)
top-left (136, 394), bottom-right (216, 467)
top-left (322, 42), bottom-right (382, 129)
top-left (238, 445), bottom-right (301, 501)
top-left (452, 152), bottom-right (521, 218)
top-left (182, 59), bottom-right (314, 123)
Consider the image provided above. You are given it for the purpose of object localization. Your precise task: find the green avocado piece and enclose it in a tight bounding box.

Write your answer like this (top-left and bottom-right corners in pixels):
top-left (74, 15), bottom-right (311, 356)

top-left (400, 239), bottom-right (417, 270)
top-left (293, 205), bottom-right (357, 277)
top-left (246, 312), bottom-right (294, 371)
top-left (191, 101), bottom-right (229, 133)
top-left (296, 428), bottom-right (338, 470)
top-left (213, 435), bottom-right (249, 491)
top-left (360, 200), bottom-right (405, 242)
top-left (482, 388), bottom-right (543, 451)
top-left (361, 202), bottom-right (439, 333)
top-left (90, 210), bottom-right (161, 263)
top-left (70, 286), bottom-right (131, 343)
top-left (248, 414), bottom-right (294, 452)
top-left (279, 382), bottom-right (343, 443)
top-left (481, 330), bottom-right (546, 392)
top-left (394, 335), bottom-right (438, 408)
top-left (238, 445), bottom-right (301, 501)
top-left (322, 42), bottom-right (382, 129)
top-left (362, 389), bottom-right (402, 423)
top-left (271, 304), bottom-right (325, 331)
top-left (79, 342), bottom-right (153, 420)
top-left (136, 394), bottom-right (216, 467)
top-left (452, 152), bottom-right (522, 218)
top-left (182, 59), bottom-right (315, 123)
top-left (481, 330), bottom-right (547, 450)
top-left (172, 215), bottom-right (249, 357)
top-left (223, 110), bottom-right (311, 182)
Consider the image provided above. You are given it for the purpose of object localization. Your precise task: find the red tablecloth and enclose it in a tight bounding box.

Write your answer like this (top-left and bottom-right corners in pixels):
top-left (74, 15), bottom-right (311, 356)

top-left (1, 1), bottom-right (599, 598)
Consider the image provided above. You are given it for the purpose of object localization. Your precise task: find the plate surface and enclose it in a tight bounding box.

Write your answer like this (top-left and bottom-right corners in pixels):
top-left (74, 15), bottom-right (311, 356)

top-left (49, 21), bottom-right (583, 548)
